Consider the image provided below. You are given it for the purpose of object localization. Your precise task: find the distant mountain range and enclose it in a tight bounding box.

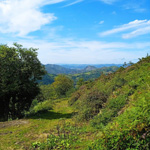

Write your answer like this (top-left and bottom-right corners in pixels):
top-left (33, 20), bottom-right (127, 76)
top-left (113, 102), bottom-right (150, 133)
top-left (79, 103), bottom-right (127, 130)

top-left (59, 64), bottom-right (122, 70)
top-left (39, 64), bottom-right (121, 85)
top-left (45, 64), bottom-right (122, 75)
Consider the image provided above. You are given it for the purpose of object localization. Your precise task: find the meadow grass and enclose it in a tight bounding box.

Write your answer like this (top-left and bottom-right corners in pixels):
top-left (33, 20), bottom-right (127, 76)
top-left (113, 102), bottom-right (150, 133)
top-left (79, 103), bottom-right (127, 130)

top-left (0, 99), bottom-right (96, 150)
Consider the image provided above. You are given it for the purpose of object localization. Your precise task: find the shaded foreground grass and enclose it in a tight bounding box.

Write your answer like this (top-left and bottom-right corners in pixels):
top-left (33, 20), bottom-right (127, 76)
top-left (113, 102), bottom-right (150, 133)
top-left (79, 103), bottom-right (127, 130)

top-left (0, 99), bottom-right (97, 150)
top-left (28, 111), bottom-right (73, 120)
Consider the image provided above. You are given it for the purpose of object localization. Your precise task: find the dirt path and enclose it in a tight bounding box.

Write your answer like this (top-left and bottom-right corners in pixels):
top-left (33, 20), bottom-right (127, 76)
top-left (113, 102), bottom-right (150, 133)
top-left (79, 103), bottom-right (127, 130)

top-left (0, 120), bottom-right (29, 129)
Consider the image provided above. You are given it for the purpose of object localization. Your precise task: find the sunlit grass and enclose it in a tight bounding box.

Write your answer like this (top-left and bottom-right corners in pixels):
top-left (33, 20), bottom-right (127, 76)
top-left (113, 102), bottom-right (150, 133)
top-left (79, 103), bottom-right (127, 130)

top-left (0, 99), bottom-right (96, 150)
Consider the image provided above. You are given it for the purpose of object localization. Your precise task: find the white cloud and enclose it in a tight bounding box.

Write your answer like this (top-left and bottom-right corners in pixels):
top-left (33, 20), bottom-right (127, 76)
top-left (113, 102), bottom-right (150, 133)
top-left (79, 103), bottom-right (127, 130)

top-left (7, 38), bottom-right (149, 64)
top-left (123, 2), bottom-right (146, 13)
top-left (99, 19), bottom-right (150, 39)
top-left (122, 26), bottom-right (150, 39)
top-left (99, 20), bottom-right (104, 24)
top-left (99, 0), bottom-right (118, 5)
top-left (62, 0), bottom-right (83, 7)
top-left (0, 0), bottom-right (64, 36)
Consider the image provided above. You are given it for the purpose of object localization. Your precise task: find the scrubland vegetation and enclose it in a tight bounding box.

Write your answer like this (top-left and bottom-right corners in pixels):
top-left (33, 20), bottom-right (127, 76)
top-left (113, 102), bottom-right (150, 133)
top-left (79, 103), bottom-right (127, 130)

top-left (0, 44), bottom-right (150, 149)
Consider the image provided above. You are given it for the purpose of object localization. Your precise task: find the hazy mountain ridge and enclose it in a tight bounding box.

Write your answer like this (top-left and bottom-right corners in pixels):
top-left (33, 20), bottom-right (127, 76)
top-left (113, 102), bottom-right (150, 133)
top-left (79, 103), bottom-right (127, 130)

top-left (59, 64), bottom-right (122, 70)
top-left (45, 64), bottom-right (122, 75)
top-left (40, 64), bottom-right (120, 85)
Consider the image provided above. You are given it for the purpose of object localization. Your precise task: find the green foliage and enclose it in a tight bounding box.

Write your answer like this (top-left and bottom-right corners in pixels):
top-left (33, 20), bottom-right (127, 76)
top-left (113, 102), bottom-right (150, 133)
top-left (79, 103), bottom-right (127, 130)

top-left (68, 66), bottom-right (119, 85)
top-left (89, 94), bottom-right (150, 150)
top-left (74, 89), bottom-right (108, 121)
top-left (76, 78), bottom-right (85, 89)
top-left (68, 55), bottom-right (150, 149)
top-left (38, 74), bottom-right (55, 85)
top-left (52, 75), bottom-right (74, 97)
top-left (129, 80), bottom-right (139, 89)
top-left (38, 84), bottom-right (57, 100)
top-left (26, 100), bottom-right (53, 116)
top-left (0, 43), bottom-right (46, 121)
top-left (87, 56), bottom-right (150, 149)
top-left (69, 85), bottom-right (87, 106)
top-left (39, 66), bottom-right (119, 85)
top-left (91, 94), bottom-right (128, 128)
top-left (31, 122), bottom-right (84, 150)
top-left (34, 75), bottom-right (74, 103)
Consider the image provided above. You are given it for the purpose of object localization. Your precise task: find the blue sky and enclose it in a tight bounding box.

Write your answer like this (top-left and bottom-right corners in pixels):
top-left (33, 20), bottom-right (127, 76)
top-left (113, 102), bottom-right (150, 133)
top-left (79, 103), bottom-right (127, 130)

top-left (0, 0), bottom-right (150, 64)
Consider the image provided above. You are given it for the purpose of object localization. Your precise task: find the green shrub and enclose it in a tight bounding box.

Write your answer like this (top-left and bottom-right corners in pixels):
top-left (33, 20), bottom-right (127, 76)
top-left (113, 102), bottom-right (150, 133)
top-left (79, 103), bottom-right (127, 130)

top-left (129, 80), bottom-right (139, 89)
top-left (74, 89), bottom-right (108, 121)
top-left (89, 93), bottom-right (150, 149)
top-left (91, 94), bottom-right (128, 128)
top-left (26, 100), bottom-right (53, 116)
top-left (68, 85), bottom-right (87, 106)
top-left (31, 122), bottom-right (82, 150)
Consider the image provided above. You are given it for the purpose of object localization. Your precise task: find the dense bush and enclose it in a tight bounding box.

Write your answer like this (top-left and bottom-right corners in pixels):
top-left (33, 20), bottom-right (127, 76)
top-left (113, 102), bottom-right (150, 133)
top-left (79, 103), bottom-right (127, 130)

top-left (69, 85), bottom-right (87, 106)
top-left (89, 94), bottom-right (150, 150)
top-left (74, 89), bottom-right (108, 121)
top-left (26, 100), bottom-right (53, 116)
top-left (91, 94), bottom-right (128, 128)
top-left (52, 75), bottom-right (74, 97)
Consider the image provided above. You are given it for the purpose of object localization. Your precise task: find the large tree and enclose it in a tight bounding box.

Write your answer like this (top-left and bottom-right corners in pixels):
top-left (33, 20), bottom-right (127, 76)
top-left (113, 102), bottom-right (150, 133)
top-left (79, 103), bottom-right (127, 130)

top-left (0, 43), bottom-right (46, 121)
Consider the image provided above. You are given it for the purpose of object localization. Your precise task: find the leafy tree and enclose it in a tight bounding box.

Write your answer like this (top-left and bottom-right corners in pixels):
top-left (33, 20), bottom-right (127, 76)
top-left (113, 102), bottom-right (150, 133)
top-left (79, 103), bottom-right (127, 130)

top-left (0, 43), bottom-right (46, 121)
top-left (37, 84), bottom-right (57, 101)
top-left (52, 75), bottom-right (74, 97)
top-left (76, 78), bottom-right (85, 89)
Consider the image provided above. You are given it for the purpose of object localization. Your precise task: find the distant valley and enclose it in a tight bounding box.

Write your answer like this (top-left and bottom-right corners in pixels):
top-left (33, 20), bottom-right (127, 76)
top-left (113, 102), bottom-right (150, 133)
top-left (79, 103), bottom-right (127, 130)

top-left (39, 64), bottom-right (121, 85)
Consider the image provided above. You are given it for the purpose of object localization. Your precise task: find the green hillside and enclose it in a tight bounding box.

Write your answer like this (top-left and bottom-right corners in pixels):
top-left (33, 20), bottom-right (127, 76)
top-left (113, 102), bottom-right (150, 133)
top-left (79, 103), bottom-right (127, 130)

top-left (45, 64), bottom-right (79, 74)
top-left (68, 66), bottom-right (119, 84)
top-left (1, 55), bottom-right (150, 150)
top-left (69, 55), bottom-right (150, 149)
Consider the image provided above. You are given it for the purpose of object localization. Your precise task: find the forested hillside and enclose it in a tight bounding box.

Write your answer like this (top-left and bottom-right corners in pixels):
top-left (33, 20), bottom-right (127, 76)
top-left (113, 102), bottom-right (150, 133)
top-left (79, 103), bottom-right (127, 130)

top-left (45, 64), bottom-right (78, 74)
top-left (68, 66), bottom-right (119, 84)
top-left (39, 66), bottom-right (119, 85)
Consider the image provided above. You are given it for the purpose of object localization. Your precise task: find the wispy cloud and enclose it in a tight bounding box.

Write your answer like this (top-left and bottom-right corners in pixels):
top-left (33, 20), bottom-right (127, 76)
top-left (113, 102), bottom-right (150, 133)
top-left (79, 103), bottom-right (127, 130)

top-left (122, 26), bottom-right (150, 39)
top-left (0, 0), bottom-right (65, 36)
top-left (6, 37), bottom-right (149, 64)
top-left (99, 0), bottom-right (118, 5)
top-left (99, 19), bottom-right (150, 39)
top-left (62, 0), bottom-right (84, 7)
top-left (123, 2), bottom-right (146, 13)
top-left (99, 20), bottom-right (104, 24)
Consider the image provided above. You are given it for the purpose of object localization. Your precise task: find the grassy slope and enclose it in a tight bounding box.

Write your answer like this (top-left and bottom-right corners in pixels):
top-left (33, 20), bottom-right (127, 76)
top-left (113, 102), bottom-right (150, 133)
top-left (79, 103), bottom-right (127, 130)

top-left (68, 66), bottom-right (119, 84)
top-left (70, 56), bottom-right (150, 149)
top-left (0, 99), bottom-right (96, 150)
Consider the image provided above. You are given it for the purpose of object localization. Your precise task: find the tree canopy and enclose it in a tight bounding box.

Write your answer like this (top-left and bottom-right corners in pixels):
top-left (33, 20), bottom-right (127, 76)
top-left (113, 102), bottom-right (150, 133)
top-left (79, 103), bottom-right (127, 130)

top-left (52, 74), bottom-right (74, 97)
top-left (0, 43), bottom-right (46, 121)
